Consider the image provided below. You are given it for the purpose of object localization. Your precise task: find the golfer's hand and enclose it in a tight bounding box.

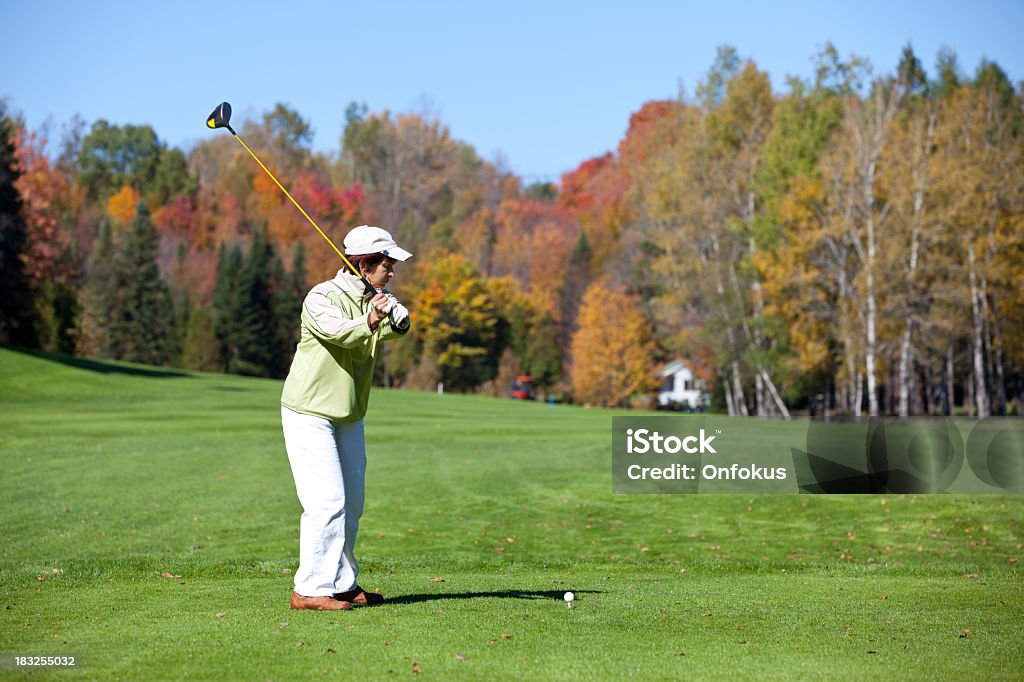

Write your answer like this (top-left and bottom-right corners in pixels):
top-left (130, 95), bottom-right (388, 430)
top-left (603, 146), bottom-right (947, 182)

top-left (368, 293), bottom-right (390, 329)
top-left (384, 293), bottom-right (409, 328)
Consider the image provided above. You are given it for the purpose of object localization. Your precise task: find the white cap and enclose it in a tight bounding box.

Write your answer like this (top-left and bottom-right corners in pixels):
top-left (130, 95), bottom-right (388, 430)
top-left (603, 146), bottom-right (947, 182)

top-left (343, 225), bottom-right (413, 261)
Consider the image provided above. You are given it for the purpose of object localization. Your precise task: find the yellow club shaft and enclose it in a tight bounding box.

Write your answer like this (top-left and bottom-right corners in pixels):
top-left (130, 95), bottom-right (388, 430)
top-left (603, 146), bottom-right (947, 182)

top-left (231, 132), bottom-right (362, 279)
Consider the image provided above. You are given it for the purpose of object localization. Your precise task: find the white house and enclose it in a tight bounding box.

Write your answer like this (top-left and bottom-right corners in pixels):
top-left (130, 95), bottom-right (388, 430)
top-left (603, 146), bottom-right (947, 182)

top-left (657, 359), bottom-right (707, 410)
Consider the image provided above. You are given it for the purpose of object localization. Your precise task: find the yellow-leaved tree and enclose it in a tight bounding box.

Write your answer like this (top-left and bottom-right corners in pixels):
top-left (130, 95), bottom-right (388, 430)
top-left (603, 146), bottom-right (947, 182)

top-left (570, 281), bottom-right (656, 407)
top-left (396, 251), bottom-right (499, 392)
top-left (106, 185), bottom-right (139, 227)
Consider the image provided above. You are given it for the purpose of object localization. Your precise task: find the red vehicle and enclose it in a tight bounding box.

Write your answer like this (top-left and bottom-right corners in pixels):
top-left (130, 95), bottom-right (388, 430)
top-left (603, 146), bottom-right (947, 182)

top-left (508, 376), bottom-right (536, 400)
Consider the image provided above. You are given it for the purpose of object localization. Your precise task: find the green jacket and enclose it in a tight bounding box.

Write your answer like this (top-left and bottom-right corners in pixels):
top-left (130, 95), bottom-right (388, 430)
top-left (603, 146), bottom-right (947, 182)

top-left (281, 270), bottom-right (409, 422)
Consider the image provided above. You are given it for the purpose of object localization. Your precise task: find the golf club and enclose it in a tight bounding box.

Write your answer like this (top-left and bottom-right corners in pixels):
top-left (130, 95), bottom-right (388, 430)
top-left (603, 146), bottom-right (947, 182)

top-left (206, 102), bottom-right (377, 297)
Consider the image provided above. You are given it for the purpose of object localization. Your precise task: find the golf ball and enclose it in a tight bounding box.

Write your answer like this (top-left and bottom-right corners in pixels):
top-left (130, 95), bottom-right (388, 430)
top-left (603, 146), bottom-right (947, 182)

top-left (563, 591), bottom-right (575, 603)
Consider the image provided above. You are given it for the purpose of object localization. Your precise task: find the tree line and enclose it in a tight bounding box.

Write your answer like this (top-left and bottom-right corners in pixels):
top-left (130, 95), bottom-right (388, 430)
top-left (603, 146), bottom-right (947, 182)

top-left (1, 43), bottom-right (1021, 416)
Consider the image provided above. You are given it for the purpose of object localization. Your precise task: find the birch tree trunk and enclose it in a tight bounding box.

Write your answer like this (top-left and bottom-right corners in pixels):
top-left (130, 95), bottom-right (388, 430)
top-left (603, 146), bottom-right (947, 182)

top-left (745, 232), bottom-right (791, 419)
top-left (760, 367), bottom-right (791, 419)
top-left (896, 110), bottom-right (934, 418)
top-left (844, 335), bottom-right (858, 415)
top-left (968, 245), bottom-right (990, 417)
top-left (838, 80), bottom-right (900, 418)
top-left (865, 217), bottom-right (879, 416)
top-left (732, 360), bottom-right (749, 417)
top-left (898, 325), bottom-right (913, 418)
top-left (966, 369), bottom-right (975, 416)
top-left (722, 371), bottom-right (736, 416)
top-left (854, 369), bottom-right (864, 418)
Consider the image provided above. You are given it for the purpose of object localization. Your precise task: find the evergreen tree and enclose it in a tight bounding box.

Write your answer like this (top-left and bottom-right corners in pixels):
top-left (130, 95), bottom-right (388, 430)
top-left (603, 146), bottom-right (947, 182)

top-left (181, 306), bottom-right (222, 372)
top-left (524, 181), bottom-right (557, 202)
top-left (78, 218), bottom-right (118, 357)
top-left (933, 47), bottom-right (962, 99)
top-left (973, 59), bottom-right (1023, 133)
top-left (896, 43), bottom-right (930, 99)
top-left (231, 226), bottom-right (277, 376)
top-left (0, 103), bottom-right (35, 345)
top-left (213, 241), bottom-right (243, 372)
top-left (114, 201), bottom-right (177, 365)
top-left (523, 312), bottom-right (563, 390)
top-left (562, 229), bottom-right (593, 336)
top-left (174, 284), bottom-right (191, 365)
top-left (172, 239), bottom-right (191, 365)
top-left (213, 228), bottom-right (283, 377)
top-left (47, 264), bottom-right (81, 355)
top-left (273, 241), bottom-right (306, 375)
top-left (570, 229), bottom-right (593, 266)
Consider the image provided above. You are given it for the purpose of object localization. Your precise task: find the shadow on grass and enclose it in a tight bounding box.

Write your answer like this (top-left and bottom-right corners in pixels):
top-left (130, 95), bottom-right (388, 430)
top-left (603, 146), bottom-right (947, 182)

top-left (384, 589), bottom-right (603, 605)
top-left (2, 344), bottom-right (191, 379)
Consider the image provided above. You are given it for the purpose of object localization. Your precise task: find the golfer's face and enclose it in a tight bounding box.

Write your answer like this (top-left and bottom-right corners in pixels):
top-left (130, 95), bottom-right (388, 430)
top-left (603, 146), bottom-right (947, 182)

top-left (365, 258), bottom-right (397, 289)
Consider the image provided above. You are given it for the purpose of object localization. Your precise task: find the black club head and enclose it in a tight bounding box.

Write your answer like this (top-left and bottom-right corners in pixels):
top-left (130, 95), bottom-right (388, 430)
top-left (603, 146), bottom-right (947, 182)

top-left (206, 102), bottom-right (232, 130)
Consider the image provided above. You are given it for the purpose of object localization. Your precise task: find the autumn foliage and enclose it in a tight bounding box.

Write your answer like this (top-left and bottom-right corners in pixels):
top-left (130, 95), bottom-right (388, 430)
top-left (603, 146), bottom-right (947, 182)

top-left (13, 130), bottom-right (70, 285)
top-left (106, 185), bottom-right (140, 227)
top-left (1, 44), bottom-right (1022, 414)
top-left (570, 282), bottom-right (657, 407)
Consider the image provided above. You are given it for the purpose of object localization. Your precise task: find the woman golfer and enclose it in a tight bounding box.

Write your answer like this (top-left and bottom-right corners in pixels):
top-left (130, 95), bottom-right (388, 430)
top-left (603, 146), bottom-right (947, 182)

top-left (280, 225), bottom-right (412, 610)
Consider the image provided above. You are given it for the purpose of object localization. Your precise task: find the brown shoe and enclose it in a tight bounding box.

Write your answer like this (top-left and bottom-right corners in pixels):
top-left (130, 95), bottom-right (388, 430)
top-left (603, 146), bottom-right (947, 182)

top-left (290, 591), bottom-right (353, 611)
top-left (333, 586), bottom-right (384, 606)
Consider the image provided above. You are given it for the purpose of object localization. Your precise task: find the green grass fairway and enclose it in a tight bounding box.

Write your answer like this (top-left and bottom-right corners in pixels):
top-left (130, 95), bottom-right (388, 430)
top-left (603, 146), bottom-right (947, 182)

top-left (1, 346), bottom-right (1021, 680)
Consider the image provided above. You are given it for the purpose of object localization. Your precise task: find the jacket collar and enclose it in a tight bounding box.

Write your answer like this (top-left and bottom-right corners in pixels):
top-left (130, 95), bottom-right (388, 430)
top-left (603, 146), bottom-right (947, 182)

top-left (332, 269), bottom-right (374, 297)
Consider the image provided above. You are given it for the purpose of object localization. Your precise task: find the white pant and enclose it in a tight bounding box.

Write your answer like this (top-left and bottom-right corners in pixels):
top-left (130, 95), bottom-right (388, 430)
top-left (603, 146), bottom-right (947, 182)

top-left (281, 407), bottom-right (366, 597)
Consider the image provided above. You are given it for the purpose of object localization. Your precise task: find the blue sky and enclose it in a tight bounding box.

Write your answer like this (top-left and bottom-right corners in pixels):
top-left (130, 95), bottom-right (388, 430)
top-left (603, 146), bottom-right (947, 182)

top-left (4, 0), bottom-right (1022, 181)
